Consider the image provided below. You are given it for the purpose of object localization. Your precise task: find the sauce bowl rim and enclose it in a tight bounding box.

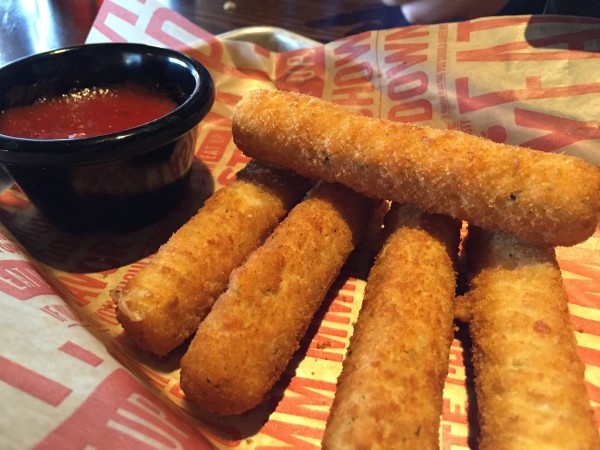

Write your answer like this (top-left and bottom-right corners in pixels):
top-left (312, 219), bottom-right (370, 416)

top-left (0, 42), bottom-right (214, 167)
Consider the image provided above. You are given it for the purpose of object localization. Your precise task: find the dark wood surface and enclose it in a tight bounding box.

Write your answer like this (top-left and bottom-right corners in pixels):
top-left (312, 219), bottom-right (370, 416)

top-left (0, 0), bottom-right (411, 67)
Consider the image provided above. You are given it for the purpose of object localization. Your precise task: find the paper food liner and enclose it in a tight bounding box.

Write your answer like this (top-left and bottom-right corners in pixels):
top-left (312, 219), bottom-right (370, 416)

top-left (1, 0), bottom-right (599, 448)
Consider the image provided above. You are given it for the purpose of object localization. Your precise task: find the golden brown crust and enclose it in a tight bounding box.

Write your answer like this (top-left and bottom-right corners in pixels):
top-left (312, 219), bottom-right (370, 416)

top-left (111, 160), bottom-right (311, 356)
top-left (322, 204), bottom-right (461, 450)
top-left (180, 182), bottom-right (374, 415)
top-left (232, 89), bottom-right (600, 247)
top-left (465, 227), bottom-right (600, 449)
top-left (454, 292), bottom-right (474, 323)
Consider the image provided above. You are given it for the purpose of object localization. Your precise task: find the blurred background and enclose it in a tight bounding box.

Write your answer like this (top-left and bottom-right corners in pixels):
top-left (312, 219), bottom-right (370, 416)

top-left (3, 0), bottom-right (598, 68)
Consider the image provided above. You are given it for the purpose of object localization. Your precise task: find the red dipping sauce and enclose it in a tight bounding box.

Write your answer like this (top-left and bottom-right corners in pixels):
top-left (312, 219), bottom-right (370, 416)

top-left (0, 83), bottom-right (178, 139)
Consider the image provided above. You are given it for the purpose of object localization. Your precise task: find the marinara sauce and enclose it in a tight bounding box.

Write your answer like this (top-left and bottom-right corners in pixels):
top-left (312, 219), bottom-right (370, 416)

top-left (0, 83), bottom-right (178, 139)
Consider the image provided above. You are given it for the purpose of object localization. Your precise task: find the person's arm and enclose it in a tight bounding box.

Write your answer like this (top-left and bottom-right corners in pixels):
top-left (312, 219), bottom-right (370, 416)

top-left (381, 0), bottom-right (510, 23)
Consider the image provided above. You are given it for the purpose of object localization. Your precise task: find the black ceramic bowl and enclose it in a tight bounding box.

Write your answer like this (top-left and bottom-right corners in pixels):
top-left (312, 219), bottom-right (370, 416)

top-left (0, 43), bottom-right (214, 233)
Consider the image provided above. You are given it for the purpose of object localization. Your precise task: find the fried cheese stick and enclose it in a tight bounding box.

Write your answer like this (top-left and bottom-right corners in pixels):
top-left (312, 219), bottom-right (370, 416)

top-left (111, 160), bottom-right (311, 356)
top-left (465, 227), bottom-right (600, 449)
top-left (180, 182), bottom-right (374, 415)
top-left (322, 204), bottom-right (461, 450)
top-left (232, 89), bottom-right (600, 247)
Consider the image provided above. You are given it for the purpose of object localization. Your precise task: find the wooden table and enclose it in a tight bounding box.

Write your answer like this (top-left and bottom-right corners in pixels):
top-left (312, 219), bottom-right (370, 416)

top-left (0, 0), bottom-right (410, 67)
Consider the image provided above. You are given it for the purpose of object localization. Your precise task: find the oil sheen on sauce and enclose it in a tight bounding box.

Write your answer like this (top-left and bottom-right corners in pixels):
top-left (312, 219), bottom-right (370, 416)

top-left (0, 83), bottom-right (178, 139)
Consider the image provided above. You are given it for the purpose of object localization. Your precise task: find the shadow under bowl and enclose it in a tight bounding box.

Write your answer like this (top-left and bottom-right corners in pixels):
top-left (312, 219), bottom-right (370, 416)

top-left (0, 42), bottom-right (215, 233)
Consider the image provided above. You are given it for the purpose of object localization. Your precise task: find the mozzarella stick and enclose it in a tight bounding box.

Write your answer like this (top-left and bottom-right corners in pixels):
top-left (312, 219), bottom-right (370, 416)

top-left (180, 182), bottom-right (374, 415)
top-left (465, 227), bottom-right (600, 449)
top-left (111, 160), bottom-right (311, 356)
top-left (232, 89), bottom-right (600, 247)
top-left (322, 204), bottom-right (461, 450)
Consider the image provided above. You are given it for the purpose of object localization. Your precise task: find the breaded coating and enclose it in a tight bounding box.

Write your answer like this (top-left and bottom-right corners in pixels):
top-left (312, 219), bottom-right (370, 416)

top-left (322, 204), bottom-right (461, 450)
top-left (180, 182), bottom-right (374, 415)
top-left (465, 227), bottom-right (600, 450)
top-left (111, 160), bottom-right (311, 356)
top-left (232, 89), bottom-right (600, 247)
